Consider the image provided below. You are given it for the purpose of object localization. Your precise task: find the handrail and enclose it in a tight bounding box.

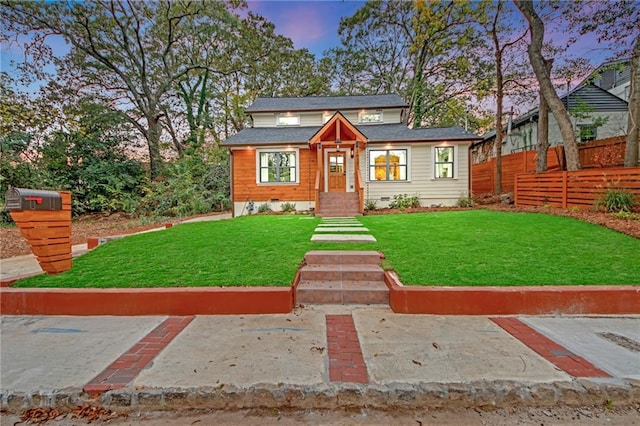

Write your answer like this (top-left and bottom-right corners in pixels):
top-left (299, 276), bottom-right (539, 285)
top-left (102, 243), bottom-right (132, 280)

top-left (314, 169), bottom-right (321, 214)
top-left (355, 168), bottom-right (364, 213)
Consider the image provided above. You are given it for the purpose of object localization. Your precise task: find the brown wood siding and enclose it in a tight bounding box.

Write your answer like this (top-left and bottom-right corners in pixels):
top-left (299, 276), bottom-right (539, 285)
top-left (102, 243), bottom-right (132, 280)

top-left (232, 148), bottom-right (317, 202)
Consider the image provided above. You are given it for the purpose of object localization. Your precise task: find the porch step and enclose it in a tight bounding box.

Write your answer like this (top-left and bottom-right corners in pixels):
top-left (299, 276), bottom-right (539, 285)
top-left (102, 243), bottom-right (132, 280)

top-left (296, 250), bottom-right (388, 305)
top-left (317, 192), bottom-right (360, 217)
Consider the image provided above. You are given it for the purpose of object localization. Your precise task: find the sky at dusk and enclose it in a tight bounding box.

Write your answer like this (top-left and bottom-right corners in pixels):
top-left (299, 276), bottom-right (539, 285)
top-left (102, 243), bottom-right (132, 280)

top-left (245, 0), bottom-right (366, 57)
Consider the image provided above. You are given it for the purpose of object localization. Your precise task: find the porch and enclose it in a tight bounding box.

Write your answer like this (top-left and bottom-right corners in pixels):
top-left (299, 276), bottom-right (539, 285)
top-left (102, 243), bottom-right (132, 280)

top-left (309, 112), bottom-right (367, 217)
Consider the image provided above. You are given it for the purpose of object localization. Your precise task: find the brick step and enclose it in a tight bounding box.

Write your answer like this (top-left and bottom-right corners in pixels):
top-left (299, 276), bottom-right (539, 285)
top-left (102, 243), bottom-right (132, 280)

top-left (296, 280), bottom-right (389, 304)
top-left (299, 264), bottom-right (384, 282)
top-left (304, 250), bottom-right (382, 265)
top-left (316, 212), bottom-right (361, 218)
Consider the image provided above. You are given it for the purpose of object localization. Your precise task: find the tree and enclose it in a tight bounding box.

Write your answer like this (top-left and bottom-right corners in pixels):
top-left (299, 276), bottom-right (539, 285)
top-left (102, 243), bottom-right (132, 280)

top-left (478, 0), bottom-right (529, 191)
top-left (514, 0), bottom-right (582, 171)
top-left (2, 0), bottom-right (242, 178)
top-left (569, 0), bottom-right (639, 167)
top-left (326, 0), bottom-right (488, 128)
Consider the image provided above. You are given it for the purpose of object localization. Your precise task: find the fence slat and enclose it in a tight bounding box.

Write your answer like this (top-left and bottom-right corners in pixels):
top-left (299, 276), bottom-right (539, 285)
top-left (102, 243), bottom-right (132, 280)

top-left (515, 168), bottom-right (640, 210)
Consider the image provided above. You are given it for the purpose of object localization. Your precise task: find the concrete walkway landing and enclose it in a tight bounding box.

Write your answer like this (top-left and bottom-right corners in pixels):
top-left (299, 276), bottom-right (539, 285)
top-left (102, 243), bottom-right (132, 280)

top-left (311, 217), bottom-right (376, 243)
top-left (2, 309), bottom-right (639, 413)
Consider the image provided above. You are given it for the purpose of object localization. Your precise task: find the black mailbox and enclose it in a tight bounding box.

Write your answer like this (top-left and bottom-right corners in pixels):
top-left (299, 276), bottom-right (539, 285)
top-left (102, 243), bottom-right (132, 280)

top-left (4, 187), bottom-right (62, 211)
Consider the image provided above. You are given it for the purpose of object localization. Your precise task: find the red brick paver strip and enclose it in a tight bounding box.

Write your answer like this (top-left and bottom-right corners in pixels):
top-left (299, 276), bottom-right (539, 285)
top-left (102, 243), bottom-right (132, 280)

top-left (491, 317), bottom-right (611, 378)
top-left (84, 316), bottom-right (194, 395)
top-left (326, 315), bottom-right (369, 383)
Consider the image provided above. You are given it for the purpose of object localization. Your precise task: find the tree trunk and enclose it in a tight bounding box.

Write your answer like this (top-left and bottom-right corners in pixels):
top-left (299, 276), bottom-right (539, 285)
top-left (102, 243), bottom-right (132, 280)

top-left (494, 58), bottom-right (504, 194)
top-left (625, 37), bottom-right (640, 167)
top-left (536, 59), bottom-right (553, 173)
top-left (514, 0), bottom-right (581, 171)
top-left (147, 115), bottom-right (164, 179)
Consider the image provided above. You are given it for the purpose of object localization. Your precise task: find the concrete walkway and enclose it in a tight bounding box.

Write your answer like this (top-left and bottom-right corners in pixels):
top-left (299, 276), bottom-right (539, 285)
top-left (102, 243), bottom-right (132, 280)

top-left (0, 213), bottom-right (231, 281)
top-left (1, 307), bottom-right (639, 412)
top-left (311, 217), bottom-right (377, 243)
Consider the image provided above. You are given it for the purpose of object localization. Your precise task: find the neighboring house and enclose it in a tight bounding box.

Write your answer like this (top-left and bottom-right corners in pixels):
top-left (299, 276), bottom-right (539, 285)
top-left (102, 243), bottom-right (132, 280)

top-left (588, 58), bottom-right (631, 102)
top-left (223, 94), bottom-right (481, 217)
top-left (472, 84), bottom-right (628, 163)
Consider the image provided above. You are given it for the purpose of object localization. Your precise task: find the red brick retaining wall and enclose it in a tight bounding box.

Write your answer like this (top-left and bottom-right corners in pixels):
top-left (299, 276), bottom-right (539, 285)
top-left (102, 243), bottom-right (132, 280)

top-left (0, 287), bottom-right (293, 315)
top-left (385, 272), bottom-right (640, 315)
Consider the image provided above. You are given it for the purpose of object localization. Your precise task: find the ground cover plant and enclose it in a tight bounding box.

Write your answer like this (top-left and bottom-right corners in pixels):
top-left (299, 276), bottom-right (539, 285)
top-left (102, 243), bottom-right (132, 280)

top-left (12, 210), bottom-right (640, 288)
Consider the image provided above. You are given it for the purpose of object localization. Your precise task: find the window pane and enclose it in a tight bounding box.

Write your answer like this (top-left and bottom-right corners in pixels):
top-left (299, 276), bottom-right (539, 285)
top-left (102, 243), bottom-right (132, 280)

top-left (277, 115), bottom-right (300, 126)
top-left (359, 112), bottom-right (382, 123)
top-left (389, 150), bottom-right (407, 165)
top-left (436, 147), bottom-right (453, 162)
top-left (436, 164), bottom-right (452, 178)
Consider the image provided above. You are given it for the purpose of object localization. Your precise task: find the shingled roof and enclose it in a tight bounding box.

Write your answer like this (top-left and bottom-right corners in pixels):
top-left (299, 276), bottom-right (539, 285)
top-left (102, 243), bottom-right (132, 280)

top-left (224, 123), bottom-right (480, 146)
top-left (245, 94), bottom-right (408, 113)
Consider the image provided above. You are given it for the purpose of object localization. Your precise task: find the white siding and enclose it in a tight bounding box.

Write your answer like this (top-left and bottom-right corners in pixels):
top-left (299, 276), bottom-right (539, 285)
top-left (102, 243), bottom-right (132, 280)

top-left (250, 108), bottom-right (404, 128)
top-left (362, 142), bottom-right (470, 207)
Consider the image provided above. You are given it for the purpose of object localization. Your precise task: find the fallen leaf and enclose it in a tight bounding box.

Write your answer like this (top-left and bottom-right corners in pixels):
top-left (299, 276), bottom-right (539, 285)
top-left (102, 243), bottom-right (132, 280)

top-left (432, 342), bottom-right (440, 349)
top-left (229, 364), bottom-right (236, 367)
top-left (380, 318), bottom-right (386, 322)
top-left (412, 359), bottom-right (422, 366)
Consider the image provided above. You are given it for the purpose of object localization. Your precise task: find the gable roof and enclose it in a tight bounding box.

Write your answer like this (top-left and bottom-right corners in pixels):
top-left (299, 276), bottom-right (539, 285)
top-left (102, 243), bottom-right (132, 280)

top-left (309, 111), bottom-right (368, 146)
top-left (224, 123), bottom-right (480, 146)
top-left (245, 94), bottom-right (408, 113)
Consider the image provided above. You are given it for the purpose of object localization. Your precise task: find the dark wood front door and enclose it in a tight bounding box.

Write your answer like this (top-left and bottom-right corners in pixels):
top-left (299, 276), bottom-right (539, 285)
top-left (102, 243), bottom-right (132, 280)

top-left (328, 152), bottom-right (346, 192)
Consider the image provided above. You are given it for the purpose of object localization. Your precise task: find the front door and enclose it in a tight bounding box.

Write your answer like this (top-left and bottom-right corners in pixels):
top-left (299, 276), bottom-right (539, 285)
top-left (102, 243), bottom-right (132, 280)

top-left (328, 152), bottom-right (346, 192)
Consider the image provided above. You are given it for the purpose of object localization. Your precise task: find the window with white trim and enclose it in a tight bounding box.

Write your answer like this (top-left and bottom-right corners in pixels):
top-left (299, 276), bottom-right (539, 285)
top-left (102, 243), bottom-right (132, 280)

top-left (258, 150), bottom-right (298, 183)
top-left (277, 114), bottom-right (300, 126)
top-left (369, 149), bottom-right (407, 181)
top-left (359, 110), bottom-right (383, 123)
top-left (434, 146), bottom-right (454, 178)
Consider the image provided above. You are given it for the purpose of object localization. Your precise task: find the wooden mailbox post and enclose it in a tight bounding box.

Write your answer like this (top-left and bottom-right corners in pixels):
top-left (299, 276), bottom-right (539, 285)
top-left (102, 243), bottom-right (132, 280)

top-left (5, 188), bottom-right (72, 274)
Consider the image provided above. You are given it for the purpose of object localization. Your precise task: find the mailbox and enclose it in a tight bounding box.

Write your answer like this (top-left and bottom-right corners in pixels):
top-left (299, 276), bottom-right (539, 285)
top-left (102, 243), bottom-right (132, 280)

top-left (4, 187), bottom-right (62, 211)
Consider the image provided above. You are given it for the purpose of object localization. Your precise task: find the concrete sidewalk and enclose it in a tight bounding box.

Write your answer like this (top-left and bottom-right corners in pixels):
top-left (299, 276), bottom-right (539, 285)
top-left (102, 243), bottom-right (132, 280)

top-left (0, 213), bottom-right (231, 282)
top-left (1, 306), bottom-right (639, 412)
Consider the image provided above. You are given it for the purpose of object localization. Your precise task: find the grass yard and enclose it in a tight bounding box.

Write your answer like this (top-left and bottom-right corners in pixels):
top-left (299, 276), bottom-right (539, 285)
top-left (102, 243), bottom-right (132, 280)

top-left (12, 210), bottom-right (640, 288)
top-left (359, 210), bottom-right (640, 286)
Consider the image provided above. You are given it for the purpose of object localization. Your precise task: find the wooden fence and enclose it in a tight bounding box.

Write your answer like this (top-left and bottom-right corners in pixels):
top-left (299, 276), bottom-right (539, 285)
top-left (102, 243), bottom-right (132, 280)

top-left (472, 136), bottom-right (626, 195)
top-left (471, 147), bottom-right (563, 194)
top-left (515, 167), bottom-right (640, 209)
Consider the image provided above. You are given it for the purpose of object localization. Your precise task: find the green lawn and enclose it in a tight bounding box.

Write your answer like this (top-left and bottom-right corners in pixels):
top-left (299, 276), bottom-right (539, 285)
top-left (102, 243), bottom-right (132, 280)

top-left (12, 210), bottom-right (640, 288)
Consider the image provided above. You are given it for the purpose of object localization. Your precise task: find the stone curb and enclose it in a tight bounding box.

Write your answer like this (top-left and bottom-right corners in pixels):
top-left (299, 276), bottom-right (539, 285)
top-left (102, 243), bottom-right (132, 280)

top-left (3, 379), bottom-right (639, 413)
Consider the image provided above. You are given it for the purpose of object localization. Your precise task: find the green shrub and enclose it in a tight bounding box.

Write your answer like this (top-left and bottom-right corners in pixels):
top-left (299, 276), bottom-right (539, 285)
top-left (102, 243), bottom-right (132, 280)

top-left (456, 196), bottom-right (473, 207)
top-left (389, 194), bottom-right (420, 209)
top-left (257, 203), bottom-right (272, 213)
top-left (280, 202), bottom-right (296, 213)
top-left (364, 199), bottom-right (378, 211)
top-left (595, 189), bottom-right (637, 213)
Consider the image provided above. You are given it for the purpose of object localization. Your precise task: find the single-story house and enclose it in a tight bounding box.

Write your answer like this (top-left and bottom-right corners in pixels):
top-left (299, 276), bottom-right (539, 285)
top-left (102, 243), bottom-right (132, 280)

top-left (223, 94), bottom-right (481, 217)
